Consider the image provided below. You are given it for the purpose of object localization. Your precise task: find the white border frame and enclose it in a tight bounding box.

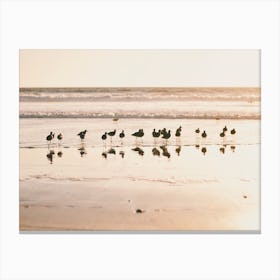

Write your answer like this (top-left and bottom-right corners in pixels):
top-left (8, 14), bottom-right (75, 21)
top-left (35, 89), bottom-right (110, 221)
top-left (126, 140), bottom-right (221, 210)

top-left (1, 1), bottom-right (279, 279)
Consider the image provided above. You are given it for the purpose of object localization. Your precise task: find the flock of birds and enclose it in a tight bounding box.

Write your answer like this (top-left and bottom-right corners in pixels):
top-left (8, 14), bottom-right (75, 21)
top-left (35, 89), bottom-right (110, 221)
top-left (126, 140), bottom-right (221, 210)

top-left (46, 125), bottom-right (236, 144)
top-left (45, 125), bottom-right (237, 163)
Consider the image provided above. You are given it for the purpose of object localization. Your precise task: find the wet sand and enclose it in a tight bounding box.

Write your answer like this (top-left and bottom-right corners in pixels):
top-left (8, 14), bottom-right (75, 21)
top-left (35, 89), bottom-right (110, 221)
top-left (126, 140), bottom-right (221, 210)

top-left (19, 118), bottom-right (260, 231)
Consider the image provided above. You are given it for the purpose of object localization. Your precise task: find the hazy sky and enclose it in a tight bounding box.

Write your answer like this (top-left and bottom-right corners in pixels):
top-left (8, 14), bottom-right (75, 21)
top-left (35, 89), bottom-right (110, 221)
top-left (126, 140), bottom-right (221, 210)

top-left (20, 50), bottom-right (260, 87)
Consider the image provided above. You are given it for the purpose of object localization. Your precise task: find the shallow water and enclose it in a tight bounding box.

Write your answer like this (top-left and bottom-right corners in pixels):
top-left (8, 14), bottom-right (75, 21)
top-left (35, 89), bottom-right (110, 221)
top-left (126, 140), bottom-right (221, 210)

top-left (19, 118), bottom-right (260, 231)
top-left (20, 118), bottom-right (260, 148)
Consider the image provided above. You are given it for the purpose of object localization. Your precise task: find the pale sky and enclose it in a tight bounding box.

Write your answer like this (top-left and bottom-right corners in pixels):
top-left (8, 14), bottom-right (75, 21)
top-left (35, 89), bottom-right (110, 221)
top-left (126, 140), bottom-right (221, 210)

top-left (20, 50), bottom-right (260, 87)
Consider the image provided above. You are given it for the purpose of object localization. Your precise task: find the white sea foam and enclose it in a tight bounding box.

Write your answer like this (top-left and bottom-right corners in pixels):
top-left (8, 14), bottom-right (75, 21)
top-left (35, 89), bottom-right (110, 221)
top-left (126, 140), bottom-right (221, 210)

top-left (20, 87), bottom-right (260, 119)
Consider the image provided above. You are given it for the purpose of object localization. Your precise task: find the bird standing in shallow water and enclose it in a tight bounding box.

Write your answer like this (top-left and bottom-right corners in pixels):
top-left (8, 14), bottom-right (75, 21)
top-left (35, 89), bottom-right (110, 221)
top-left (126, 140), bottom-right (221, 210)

top-left (119, 130), bottom-right (125, 144)
top-left (132, 129), bottom-right (144, 143)
top-left (119, 130), bottom-right (125, 138)
top-left (195, 128), bottom-right (200, 134)
top-left (201, 130), bottom-right (207, 138)
top-left (77, 130), bottom-right (87, 140)
top-left (57, 133), bottom-right (63, 144)
top-left (231, 128), bottom-right (236, 135)
top-left (102, 132), bottom-right (107, 141)
top-left (175, 126), bottom-right (181, 137)
top-left (223, 126), bottom-right (228, 132)
top-left (46, 132), bottom-right (54, 143)
top-left (108, 129), bottom-right (116, 144)
top-left (220, 131), bottom-right (225, 137)
top-left (152, 129), bottom-right (161, 143)
top-left (162, 130), bottom-right (171, 144)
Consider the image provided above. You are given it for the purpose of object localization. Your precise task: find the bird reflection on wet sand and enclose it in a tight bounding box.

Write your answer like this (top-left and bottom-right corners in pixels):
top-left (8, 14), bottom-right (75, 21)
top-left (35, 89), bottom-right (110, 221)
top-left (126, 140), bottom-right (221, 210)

top-left (78, 143), bottom-right (87, 157)
top-left (160, 145), bottom-right (171, 159)
top-left (119, 151), bottom-right (125, 158)
top-left (132, 147), bottom-right (144, 156)
top-left (46, 149), bottom-right (55, 164)
top-left (108, 148), bottom-right (116, 155)
top-left (201, 147), bottom-right (207, 155)
top-left (57, 151), bottom-right (63, 158)
top-left (219, 147), bottom-right (225, 154)
top-left (175, 146), bottom-right (181, 156)
top-left (152, 147), bottom-right (160, 157)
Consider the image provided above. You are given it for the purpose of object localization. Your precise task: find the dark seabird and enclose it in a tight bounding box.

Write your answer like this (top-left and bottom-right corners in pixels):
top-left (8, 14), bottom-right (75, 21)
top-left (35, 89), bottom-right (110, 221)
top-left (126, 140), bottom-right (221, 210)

top-left (152, 129), bottom-right (161, 139)
top-left (108, 130), bottom-right (116, 137)
top-left (102, 132), bottom-right (107, 141)
top-left (201, 131), bottom-right (207, 138)
top-left (231, 129), bottom-right (236, 135)
top-left (77, 130), bottom-right (87, 140)
top-left (175, 127), bottom-right (181, 137)
top-left (46, 132), bottom-right (54, 142)
top-left (119, 130), bottom-right (125, 139)
top-left (223, 126), bottom-right (228, 132)
top-left (195, 128), bottom-right (200, 134)
top-left (161, 128), bottom-right (167, 135)
top-left (57, 133), bottom-right (63, 141)
top-left (132, 129), bottom-right (144, 140)
top-left (162, 130), bottom-right (171, 140)
top-left (220, 132), bottom-right (225, 137)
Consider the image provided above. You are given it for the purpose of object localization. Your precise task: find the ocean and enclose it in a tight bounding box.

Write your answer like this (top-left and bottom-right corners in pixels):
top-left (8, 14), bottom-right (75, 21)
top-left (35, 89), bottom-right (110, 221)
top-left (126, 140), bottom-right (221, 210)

top-left (19, 87), bottom-right (260, 119)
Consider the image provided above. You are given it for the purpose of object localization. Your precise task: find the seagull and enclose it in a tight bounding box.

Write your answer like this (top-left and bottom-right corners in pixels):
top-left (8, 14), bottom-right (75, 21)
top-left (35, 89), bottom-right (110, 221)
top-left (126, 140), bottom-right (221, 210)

top-left (201, 130), bottom-right (207, 138)
top-left (195, 128), bottom-right (200, 134)
top-left (220, 131), bottom-right (225, 137)
top-left (231, 129), bottom-right (236, 135)
top-left (223, 126), bottom-right (228, 132)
